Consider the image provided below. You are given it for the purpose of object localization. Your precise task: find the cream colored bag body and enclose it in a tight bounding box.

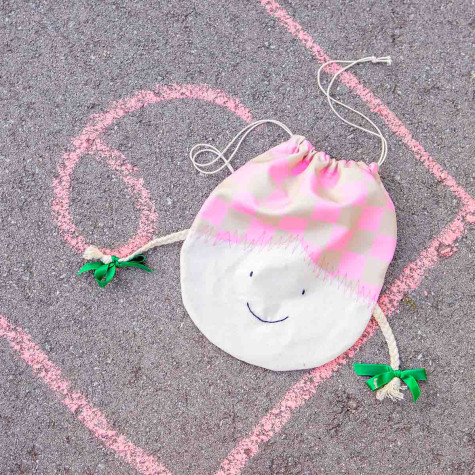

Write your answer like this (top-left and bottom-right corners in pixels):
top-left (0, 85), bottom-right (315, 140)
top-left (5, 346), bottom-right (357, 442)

top-left (181, 134), bottom-right (395, 371)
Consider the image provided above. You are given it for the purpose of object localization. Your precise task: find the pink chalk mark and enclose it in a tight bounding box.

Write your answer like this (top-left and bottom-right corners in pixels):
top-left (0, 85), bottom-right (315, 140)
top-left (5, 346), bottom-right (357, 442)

top-left (0, 315), bottom-right (170, 475)
top-left (52, 84), bottom-right (253, 258)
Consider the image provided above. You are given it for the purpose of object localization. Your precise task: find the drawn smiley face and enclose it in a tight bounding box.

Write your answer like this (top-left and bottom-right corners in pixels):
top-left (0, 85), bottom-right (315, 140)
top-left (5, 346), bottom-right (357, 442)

top-left (246, 270), bottom-right (305, 323)
top-left (181, 236), bottom-right (373, 371)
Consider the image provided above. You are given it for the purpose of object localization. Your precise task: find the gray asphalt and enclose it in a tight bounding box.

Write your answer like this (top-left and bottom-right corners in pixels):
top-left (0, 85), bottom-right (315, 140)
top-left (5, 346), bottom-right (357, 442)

top-left (0, 1), bottom-right (474, 474)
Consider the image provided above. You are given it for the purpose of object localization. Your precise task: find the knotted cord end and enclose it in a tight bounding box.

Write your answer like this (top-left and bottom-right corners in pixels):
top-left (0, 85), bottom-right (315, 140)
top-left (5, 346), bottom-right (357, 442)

top-left (374, 55), bottom-right (392, 65)
top-left (354, 363), bottom-right (426, 402)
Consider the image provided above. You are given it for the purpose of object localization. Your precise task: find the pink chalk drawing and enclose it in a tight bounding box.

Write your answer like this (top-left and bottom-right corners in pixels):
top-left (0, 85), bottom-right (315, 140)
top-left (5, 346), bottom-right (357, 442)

top-left (0, 3), bottom-right (472, 475)
top-left (52, 84), bottom-right (253, 258)
top-left (0, 314), bottom-right (170, 475)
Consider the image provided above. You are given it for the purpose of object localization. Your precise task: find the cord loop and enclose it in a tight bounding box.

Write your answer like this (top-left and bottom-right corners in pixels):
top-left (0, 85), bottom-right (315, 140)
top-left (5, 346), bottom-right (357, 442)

top-left (317, 55), bottom-right (392, 166)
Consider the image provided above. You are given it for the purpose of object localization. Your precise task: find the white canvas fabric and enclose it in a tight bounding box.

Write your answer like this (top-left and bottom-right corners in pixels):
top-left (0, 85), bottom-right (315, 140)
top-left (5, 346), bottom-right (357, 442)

top-left (181, 237), bottom-right (373, 371)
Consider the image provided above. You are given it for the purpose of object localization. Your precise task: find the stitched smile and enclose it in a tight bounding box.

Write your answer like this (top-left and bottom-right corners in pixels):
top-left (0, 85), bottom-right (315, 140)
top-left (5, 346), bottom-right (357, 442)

top-left (246, 302), bottom-right (289, 324)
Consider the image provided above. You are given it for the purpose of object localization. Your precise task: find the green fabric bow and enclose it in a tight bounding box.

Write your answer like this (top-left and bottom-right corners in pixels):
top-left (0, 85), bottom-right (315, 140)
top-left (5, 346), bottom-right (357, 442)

top-left (354, 363), bottom-right (427, 402)
top-left (77, 255), bottom-right (152, 287)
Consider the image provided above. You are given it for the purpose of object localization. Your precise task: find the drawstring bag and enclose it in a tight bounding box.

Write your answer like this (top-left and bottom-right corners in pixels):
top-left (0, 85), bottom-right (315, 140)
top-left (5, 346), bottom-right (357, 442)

top-left (79, 56), bottom-right (427, 402)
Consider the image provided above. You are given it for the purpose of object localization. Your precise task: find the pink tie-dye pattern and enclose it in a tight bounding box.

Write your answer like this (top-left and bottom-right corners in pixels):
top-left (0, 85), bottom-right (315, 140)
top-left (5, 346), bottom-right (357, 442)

top-left (215, 230), bottom-right (242, 244)
top-left (269, 158), bottom-right (290, 184)
top-left (201, 197), bottom-right (229, 227)
top-left (327, 225), bottom-right (354, 251)
top-left (230, 190), bottom-right (259, 215)
top-left (338, 251), bottom-right (366, 281)
top-left (340, 181), bottom-right (367, 206)
top-left (278, 216), bottom-right (308, 235)
top-left (262, 189), bottom-right (290, 209)
top-left (275, 137), bottom-right (300, 156)
top-left (305, 242), bottom-right (323, 263)
top-left (229, 162), bottom-right (259, 185)
top-left (385, 193), bottom-right (396, 211)
top-left (291, 158), bottom-right (310, 176)
top-left (317, 164), bottom-right (340, 189)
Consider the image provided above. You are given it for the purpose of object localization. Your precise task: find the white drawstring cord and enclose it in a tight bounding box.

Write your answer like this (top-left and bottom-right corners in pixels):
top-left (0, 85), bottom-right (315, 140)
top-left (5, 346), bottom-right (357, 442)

top-left (318, 56), bottom-right (408, 401)
top-left (190, 119), bottom-right (292, 175)
top-left (83, 229), bottom-right (190, 264)
top-left (317, 56), bottom-right (391, 166)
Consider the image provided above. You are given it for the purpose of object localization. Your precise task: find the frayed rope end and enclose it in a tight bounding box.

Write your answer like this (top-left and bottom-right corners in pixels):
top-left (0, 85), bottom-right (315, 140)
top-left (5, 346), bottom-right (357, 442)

top-left (83, 245), bottom-right (103, 260)
top-left (82, 246), bottom-right (113, 264)
top-left (376, 377), bottom-right (404, 401)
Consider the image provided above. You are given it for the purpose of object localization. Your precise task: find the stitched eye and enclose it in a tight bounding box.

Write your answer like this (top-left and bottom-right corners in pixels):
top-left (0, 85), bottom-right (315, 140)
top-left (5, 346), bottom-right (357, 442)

top-left (250, 271), bottom-right (253, 277)
top-left (302, 289), bottom-right (305, 295)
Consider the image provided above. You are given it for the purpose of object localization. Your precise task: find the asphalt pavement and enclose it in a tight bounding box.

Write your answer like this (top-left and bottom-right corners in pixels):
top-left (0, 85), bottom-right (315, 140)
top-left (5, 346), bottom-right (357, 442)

top-left (0, 1), bottom-right (474, 474)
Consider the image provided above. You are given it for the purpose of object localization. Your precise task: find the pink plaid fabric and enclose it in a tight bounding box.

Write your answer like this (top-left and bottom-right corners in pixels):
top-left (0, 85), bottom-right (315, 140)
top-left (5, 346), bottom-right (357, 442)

top-left (192, 136), bottom-right (397, 302)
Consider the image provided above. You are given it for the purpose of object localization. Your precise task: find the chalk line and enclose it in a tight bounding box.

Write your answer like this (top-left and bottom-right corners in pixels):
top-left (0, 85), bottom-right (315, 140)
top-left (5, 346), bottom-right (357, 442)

top-left (46, 85), bottom-right (253, 472)
top-left (0, 314), bottom-right (171, 475)
top-left (42, 4), bottom-right (473, 474)
top-left (52, 84), bottom-right (253, 258)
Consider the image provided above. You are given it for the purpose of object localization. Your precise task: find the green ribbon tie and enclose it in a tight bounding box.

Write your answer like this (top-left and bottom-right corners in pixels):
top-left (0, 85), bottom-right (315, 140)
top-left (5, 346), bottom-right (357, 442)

top-left (354, 363), bottom-right (427, 402)
top-left (77, 255), bottom-right (153, 287)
